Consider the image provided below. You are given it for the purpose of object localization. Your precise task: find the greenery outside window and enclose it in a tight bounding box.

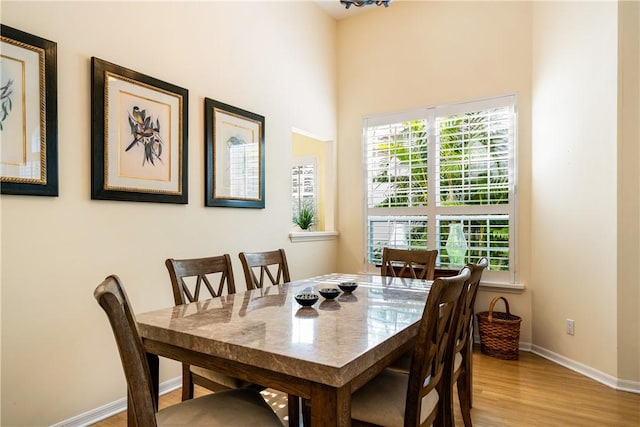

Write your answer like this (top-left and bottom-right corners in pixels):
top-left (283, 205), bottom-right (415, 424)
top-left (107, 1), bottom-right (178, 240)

top-left (363, 95), bottom-right (517, 283)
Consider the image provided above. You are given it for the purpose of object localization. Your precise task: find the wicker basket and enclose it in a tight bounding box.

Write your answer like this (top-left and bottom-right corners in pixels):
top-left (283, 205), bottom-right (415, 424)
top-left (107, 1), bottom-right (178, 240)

top-left (477, 296), bottom-right (522, 360)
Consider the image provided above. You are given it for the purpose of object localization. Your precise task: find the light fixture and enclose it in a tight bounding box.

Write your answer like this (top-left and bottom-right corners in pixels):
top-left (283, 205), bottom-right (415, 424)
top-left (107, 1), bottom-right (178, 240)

top-left (341, 0), bottom-right (391, 10)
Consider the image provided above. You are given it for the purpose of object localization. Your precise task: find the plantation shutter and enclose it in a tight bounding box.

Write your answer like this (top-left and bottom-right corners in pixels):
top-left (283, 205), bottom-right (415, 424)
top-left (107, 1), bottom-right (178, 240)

top-left (363, 95), bottom-right (517, 284)
top-left (437, 106), bottom-right (511, 207)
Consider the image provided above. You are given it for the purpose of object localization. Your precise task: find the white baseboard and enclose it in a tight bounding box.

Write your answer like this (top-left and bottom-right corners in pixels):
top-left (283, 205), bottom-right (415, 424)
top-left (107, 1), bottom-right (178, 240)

top-left (531, 344), bottom-right (640, 394)
top-left (473, 335), bottom-right (639, 394)
top-left (50, 376), bottom-right (181, 427)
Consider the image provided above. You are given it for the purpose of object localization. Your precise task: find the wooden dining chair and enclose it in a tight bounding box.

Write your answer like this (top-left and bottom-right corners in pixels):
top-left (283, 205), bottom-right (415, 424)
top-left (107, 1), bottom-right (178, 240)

top-left (237, 249), bottom-right (302, 425)
top-left (166, 254), bottom-right (236, 305)
top-left (442, 257), bottom-right (488, 427)
top-left (165, 255), bottom-right (253, 401)
top-left (94, 274), bottom-right (284, 427)
top-left (350, 268), bottom-right (470, 427)
top-left (381, 247), bottom-right (438, 280)
top-left (239, 248), bottom-right (291, 290)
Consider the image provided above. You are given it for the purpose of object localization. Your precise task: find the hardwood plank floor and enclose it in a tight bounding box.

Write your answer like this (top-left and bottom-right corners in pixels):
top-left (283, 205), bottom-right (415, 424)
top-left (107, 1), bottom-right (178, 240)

top-left (91, 349), bottom-right (640, 426)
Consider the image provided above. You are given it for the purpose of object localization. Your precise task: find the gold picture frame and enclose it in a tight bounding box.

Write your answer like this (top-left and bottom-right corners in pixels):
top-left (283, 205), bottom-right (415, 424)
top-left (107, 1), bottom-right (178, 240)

top-left (0, 25), bottom-right (58, 196)
top-left (91, 57), bottom-right (188, 204)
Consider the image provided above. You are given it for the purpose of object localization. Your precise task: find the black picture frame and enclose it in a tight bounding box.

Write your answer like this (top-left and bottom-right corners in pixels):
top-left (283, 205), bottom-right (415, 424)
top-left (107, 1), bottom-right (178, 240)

top-left (91, 57), bottom-right (188, 204)
top-left (0, 25), bottom-right (58, 196)
top-left (204, 98), bottom-right (265, 208)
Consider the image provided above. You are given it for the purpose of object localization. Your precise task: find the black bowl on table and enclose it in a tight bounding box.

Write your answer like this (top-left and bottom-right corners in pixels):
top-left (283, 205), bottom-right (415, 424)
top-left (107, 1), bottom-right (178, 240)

top-left (319, 287), bottom-right (340, 300)
top-left (295, 293), bottom-right (319, 307)
top-left (338, 282), bottom-right (358, 293)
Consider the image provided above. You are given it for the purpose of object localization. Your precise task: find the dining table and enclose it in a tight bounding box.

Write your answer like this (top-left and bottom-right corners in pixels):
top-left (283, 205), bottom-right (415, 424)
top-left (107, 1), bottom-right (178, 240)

top-left (136, 273), bottom-right (433, 426)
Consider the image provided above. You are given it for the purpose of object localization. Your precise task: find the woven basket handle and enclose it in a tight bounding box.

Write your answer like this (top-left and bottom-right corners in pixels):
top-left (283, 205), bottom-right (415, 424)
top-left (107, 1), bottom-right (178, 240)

top-left (488, 296), bottom-right (511, 321)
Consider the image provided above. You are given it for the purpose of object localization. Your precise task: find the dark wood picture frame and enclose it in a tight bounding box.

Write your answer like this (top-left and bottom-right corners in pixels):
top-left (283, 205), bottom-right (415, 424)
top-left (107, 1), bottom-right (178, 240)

top-left (91, 57), bottom-right (188, 204)
top-left (0, 25), bottom-right (58, 196)
top-left (204, 98), bottom-right (265, 208)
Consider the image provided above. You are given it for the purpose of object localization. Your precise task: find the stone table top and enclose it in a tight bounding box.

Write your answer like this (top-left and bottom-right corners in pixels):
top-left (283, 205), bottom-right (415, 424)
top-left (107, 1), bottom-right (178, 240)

top-left (137, 273), bottom-right (432, 388)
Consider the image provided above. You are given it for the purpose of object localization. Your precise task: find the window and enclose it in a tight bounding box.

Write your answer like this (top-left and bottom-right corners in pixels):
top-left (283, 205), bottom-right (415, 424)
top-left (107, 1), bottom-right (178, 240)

top-left (364, 95), bottom-right (516, 283)
top-left (291, 158), bottom-right (317, 220)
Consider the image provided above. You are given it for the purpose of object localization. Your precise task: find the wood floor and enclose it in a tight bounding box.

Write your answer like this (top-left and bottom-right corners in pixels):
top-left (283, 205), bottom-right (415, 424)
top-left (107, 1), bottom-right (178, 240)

top-left (92, 349), bottom-right (640, 426)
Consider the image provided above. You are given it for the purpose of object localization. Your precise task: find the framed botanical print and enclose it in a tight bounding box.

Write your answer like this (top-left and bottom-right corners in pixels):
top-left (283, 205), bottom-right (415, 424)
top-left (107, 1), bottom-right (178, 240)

top-left (91, 57), bottom-right (188, 204)
top-left (204, 98), bottom-right (265, 208)
top-left (0, 25), bottom-right (58, 196)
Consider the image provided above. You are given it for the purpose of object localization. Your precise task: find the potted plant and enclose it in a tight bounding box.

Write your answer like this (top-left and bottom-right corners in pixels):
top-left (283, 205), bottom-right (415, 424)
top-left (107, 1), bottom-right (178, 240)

top-left (293, 203), bottom-right (315, 230)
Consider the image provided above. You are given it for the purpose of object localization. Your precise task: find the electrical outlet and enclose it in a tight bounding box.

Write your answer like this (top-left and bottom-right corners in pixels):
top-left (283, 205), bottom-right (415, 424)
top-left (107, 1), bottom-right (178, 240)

top-left (566, 319), bottom-right (575, 335)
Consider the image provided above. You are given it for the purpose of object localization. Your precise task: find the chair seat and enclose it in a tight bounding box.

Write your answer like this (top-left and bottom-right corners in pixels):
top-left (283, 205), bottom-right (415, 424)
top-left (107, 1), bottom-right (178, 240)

top-left (351, 369), bottom-right (439, 426)
top-left (157, 388), bottom-right (283, 426)
top-left (191, 365), bottom-right (255, 389)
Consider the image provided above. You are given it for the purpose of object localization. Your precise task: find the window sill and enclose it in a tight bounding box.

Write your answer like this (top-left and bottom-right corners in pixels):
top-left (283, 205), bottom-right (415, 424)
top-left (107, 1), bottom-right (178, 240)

top-left (479, 281), bottom-right (525, 292)
top-left (374, 266), bottom-right (524, 291)
top-left (433, 268), bottom-right (524, 291)
top-left (289, 231), bottom-right (339, 243)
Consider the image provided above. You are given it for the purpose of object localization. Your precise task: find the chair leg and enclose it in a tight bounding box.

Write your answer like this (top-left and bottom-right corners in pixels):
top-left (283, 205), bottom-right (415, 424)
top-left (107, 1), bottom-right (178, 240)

top-left (467, 343), bottom-right (474, 407)
top-left (433, 399), bottom-right (446, 427)
top-left (287, 394), bottom-right (300, 427)
top-left (457, 370), bottom-right (472, 427)
top-left (181, 363), bottom-right (194, 401)
top-left (470, 314), bottom-right (477, 407)
top-left (127, 392), bottom-right (137, 427)
top-left (438, 377), bottom-right (455, 427)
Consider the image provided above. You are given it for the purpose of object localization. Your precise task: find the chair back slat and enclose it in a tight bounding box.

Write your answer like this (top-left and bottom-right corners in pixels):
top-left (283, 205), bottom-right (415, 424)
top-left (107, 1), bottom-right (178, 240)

top-left (239, 249), bottom-right (290, 290)
top-left (405, 267), bottom-right (470, 426)
top-left (381, 247), bottom-right (438, 280)
top-left (453, 257), bottom-right (489, 354)
top-left (94, 275), bottom-right (158, 427)
top-left (165, 255), bottom-right (236, 305)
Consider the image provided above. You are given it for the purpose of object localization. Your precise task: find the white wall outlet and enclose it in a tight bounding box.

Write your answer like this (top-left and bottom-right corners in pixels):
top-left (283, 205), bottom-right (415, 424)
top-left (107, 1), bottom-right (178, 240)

top-left (566, 319), bottom-right (575, 335)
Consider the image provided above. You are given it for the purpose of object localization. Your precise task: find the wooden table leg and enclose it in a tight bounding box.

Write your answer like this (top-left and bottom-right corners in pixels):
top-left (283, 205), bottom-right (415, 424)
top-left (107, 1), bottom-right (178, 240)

top-left (310, 383), bottom-right (351, 426)
top-left (288, 394), bottom-right (300, 427)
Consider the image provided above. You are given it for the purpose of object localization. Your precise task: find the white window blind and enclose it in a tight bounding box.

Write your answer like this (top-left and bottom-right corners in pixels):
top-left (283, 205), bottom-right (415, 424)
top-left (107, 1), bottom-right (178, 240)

top-left (367, 119), bottom-right (429, 209)
top-left (363, 95), bottom-right (517, 283)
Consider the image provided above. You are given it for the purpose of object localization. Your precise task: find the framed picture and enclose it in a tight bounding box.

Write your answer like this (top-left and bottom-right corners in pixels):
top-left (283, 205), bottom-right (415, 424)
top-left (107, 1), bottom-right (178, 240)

top-left (91, 57), bottom-right (188, 204)
top-left (204, 98), bottom-right (265, 208)
top-left (0, 25), bottom-right (58, 196)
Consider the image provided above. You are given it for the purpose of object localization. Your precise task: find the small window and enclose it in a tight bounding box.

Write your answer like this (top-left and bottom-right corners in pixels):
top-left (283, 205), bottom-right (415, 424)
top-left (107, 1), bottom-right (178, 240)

top-left (290, 130), bottom-right (337, 238)
top-left (291, 158), bottom-right (318, 224)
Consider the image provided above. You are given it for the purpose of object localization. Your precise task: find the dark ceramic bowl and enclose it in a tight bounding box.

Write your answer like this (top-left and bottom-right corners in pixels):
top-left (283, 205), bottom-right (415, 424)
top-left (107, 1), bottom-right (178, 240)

top-left (338, 282), bottom-right (358, 293)
top-left (295, 293), bottom-right (319, 307)
top-left (319, 287), bottom-right (341, 300)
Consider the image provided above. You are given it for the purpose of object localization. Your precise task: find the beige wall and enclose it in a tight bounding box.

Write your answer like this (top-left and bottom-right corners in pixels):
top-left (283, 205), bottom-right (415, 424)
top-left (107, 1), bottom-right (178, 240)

top-left (617, 0), bottom-right (640, 383)
top-left (336, 0), bottom-right (639, 385)
top-left (336, 1), bottom-right (534, 342)
top-left (531, 1), bottom-right (619, 377)
top-left (0, 2), bottom-right (338, 425)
